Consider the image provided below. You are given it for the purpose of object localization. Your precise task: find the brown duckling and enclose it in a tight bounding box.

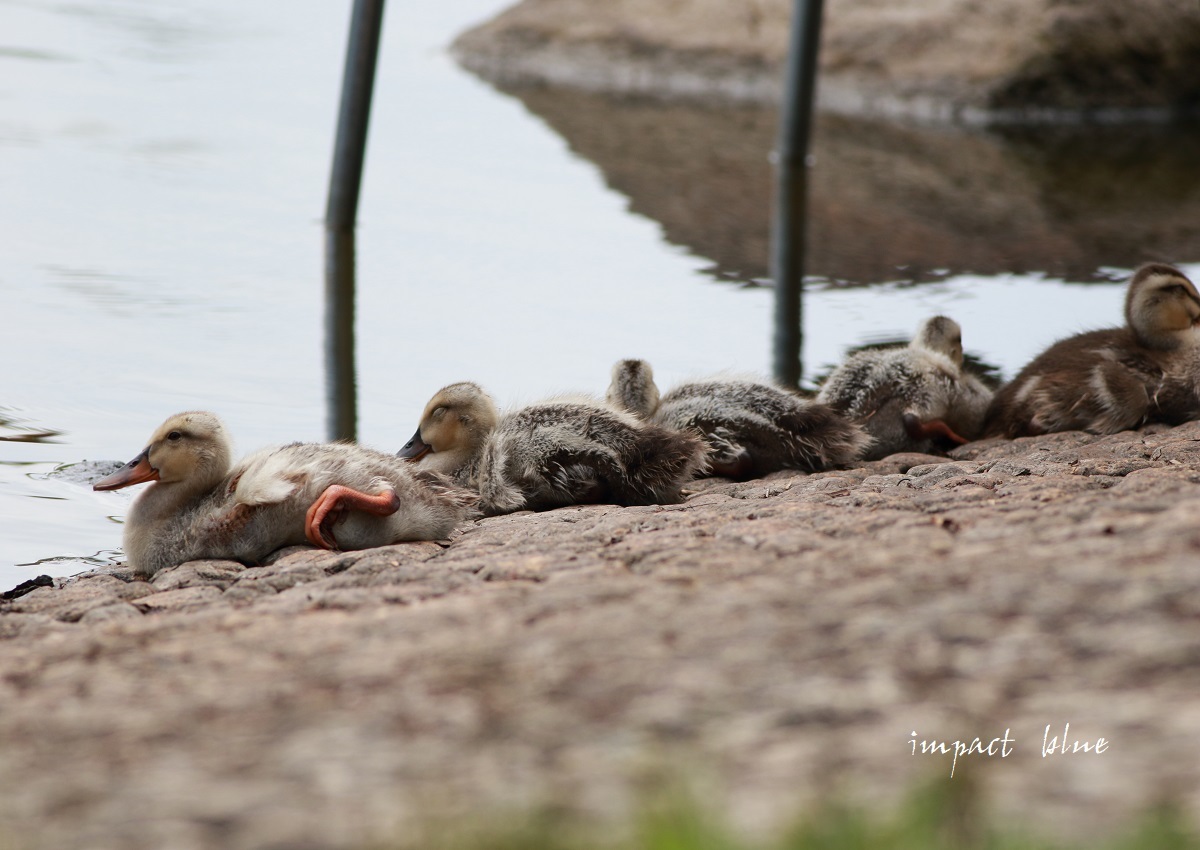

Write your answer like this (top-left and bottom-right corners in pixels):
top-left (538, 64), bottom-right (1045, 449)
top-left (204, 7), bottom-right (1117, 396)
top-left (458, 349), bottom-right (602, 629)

top-left (984, 263), bottom-right (1200, 437)
top-left (816, 315), bottom-right (993, 459)
top-left (94, 411), bottom-right (474, 577)
top-left (606, 359), bottom-right (870, 479)
top-left (398, 382), bottom-right (707, 515)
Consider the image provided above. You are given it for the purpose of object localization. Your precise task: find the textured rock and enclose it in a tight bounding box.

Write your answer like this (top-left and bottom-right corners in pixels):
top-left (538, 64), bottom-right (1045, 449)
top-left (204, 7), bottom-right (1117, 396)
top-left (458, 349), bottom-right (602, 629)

top-left (3, 423), bottom-right (1200, 847)
top-left (453, 0), bottom-right (1200, 122)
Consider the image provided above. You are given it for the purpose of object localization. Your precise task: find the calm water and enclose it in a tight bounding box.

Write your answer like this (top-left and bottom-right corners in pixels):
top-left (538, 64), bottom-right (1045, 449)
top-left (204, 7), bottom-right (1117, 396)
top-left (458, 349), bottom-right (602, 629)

top-left (2, 0), bottom-right (1198, 588)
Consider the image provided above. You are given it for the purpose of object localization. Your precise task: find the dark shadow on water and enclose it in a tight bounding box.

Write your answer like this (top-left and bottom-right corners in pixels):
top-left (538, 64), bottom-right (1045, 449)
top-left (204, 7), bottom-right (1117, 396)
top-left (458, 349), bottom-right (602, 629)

top-left (0, 409), bottom-right (63, 444)
top-left (494, 83), bottom-right (1200, 286)
top-left (15, 552), bottom-right (122, 571)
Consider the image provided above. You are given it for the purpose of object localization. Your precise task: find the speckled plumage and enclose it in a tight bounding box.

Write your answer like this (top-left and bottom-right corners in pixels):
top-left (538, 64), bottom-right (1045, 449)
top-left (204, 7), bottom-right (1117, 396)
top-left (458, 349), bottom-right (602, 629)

top-left (984, 264), bottom-right (1200, 437)
top-left (96, 412), bottom-right (475, 577)
top-left (817, 316), bottom-right (993, 460)
top-left (607, 360), bottom-right (870, 479)
top-left (403, 382), bottom-right (708, 515)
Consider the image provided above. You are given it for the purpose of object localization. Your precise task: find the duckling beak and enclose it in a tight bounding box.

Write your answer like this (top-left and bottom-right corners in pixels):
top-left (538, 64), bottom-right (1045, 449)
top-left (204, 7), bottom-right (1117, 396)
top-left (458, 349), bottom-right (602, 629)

top-left (397, 428), bottom-right (431, 462)
top-left (92, 449), bottom-right (160, 491)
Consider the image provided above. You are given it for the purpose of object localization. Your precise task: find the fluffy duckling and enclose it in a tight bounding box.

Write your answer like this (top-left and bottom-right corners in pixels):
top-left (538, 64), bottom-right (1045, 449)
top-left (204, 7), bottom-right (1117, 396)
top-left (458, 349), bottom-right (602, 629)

top-left (816, 315), bottom-right (993, 460)
top-left (94, 411), bottom-right (475, 577)
top-left (984, 263), bottom-right (1200, 437)
top-left (399, 382), bottom-right (707, 515)
top-left (606, 359), bottom-right (870, 479)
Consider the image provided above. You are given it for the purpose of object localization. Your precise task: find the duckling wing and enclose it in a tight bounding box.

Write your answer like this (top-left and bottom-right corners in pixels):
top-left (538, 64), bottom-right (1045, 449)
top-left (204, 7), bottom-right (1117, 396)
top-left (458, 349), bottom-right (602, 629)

top-left (476, 402), bottom-right (704, 513)
top-left (659, 381), bottom-right (774, 424)
top-left (833, 350), bottom-right (958, 419)
top-left (229, 445), bottom-right (310, 507)
top-left (660, 381), bottom-right (867, 474)
top-left (477, 412), bottom-right (623, 513)
top-left (242, 444), bottom-right (476, 547)
top-left (818, 350), bottom-right (909, 417)
top-left (984, 330), bottom-right (1154, 437)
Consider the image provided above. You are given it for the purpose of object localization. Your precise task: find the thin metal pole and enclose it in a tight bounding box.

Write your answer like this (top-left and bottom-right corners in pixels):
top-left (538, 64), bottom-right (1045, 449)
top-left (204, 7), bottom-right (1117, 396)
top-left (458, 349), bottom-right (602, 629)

top-left (770, 0), bottom-right (825, 389)
top-left (323, 0), bottom-right (386, 442)
top-left (326, 0), bottom-right (386, 233)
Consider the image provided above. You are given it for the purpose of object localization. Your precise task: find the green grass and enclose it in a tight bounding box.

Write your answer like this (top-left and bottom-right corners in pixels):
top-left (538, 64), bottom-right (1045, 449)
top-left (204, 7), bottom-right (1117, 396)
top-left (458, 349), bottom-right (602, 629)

top-left (385, 778), bottom-right (1200, 850)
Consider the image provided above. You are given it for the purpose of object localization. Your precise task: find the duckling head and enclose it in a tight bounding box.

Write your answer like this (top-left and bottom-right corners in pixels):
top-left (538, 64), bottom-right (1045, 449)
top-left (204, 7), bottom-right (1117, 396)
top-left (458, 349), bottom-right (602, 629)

top-left (1125, 263), bottom-right (1200, 351)
top-left (398, 382), bottom-right (499, 475)
top-left (93, 411), bottom-right (232, 496)
top-left (606, 359), bottom-right (661, 418)
top-left (911, 315), bottom-right (964, 366)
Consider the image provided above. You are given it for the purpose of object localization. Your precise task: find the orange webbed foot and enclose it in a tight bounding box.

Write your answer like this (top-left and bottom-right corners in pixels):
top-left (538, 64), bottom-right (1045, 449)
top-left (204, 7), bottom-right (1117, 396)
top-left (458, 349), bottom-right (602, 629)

top-left (902, 413), bottom-right (970, 446)
top-left (304, 485), bottom-right (401, 550)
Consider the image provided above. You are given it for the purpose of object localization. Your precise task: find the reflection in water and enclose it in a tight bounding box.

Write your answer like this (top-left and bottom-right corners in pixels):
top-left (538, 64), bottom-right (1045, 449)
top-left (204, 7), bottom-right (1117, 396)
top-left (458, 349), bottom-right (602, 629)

top-left (769, 0), bottom-right (825, 388)
top-left (0, 432), bottom-right (61, 444)
top-left (44, 265), bottom-right (179, 316)
top-left (772, 221), bottom-right (804, 388)
top-left (770, 121), bottom-right (808, 385)
top-left (0, 46), bottom-right (70, 62)
top-left (0, 409), bottom-right (62, 444)
top-left (489, 84), bottom-right (1200, 286)
top-left (54, 2), bottom-right (224, 64)
top-left (16, 552), bottom-right (122, 571)
top-left (323, 0), bottom-right (386, 443)
top-left (325, 230), bottom-right (358, 443)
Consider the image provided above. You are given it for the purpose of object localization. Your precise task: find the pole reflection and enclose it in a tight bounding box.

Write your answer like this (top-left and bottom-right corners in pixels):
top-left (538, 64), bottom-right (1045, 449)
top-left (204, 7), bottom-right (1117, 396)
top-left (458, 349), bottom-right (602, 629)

top-left (324, 229), bottom-right (358, 442)
top-left (771, 163), bottom-right (807, 389)
top-left (770, 0), bottom-right (825, 389)
top-left (322, 0), bottom-right (385, 442)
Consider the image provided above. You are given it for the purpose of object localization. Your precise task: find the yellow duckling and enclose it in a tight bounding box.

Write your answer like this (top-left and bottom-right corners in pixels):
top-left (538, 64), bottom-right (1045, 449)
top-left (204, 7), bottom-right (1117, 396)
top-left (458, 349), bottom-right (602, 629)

top-left (816, 315), bottom-right (993, 459)
top-left (398, 382), bottom-right (707, 515)
top-left (984, 263), bottom-right (1200, 437)
top-left (94, 411), bottom-right (474, 577)
top-left (606, 359), bottom-right (870, 479)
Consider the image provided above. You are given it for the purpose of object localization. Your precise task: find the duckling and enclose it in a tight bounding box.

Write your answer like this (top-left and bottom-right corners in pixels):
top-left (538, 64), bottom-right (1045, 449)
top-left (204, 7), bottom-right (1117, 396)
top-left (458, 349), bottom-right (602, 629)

top-left (606, 359), bottom-right (870, 479)
top-left (816, 315), bottom-right (993, 460)
top-left (983, 263), bottom-right (1200, 438)
top-left (93, 411), bottom-right (475, 577)
top-left (398, 382), bottom-right (707, 515)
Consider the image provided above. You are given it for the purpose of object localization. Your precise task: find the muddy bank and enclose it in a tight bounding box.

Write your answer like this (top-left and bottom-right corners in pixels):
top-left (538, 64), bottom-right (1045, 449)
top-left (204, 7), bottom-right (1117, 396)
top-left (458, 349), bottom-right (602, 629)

top-left (453, 0), bottom-right (1200, 122)
top-left (498, 86), bottom-right (1200, 284)
top-left (4, 424), bottom-right (1200, 848)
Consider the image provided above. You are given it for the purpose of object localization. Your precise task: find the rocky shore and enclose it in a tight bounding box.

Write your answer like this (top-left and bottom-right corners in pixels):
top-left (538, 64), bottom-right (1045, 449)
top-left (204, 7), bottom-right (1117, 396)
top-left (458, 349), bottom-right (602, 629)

top-left (4, 423), bottom-right (1200, 848)
top-left (453, 0), bottom-right (1200, 122)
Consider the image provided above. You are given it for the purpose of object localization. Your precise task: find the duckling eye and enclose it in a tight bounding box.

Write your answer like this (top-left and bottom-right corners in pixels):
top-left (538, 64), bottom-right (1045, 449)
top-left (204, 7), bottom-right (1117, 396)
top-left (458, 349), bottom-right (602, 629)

top-left (167, 430), bottom-right (183, 442)
top-left (431, 407), bottom-right (447, 421)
